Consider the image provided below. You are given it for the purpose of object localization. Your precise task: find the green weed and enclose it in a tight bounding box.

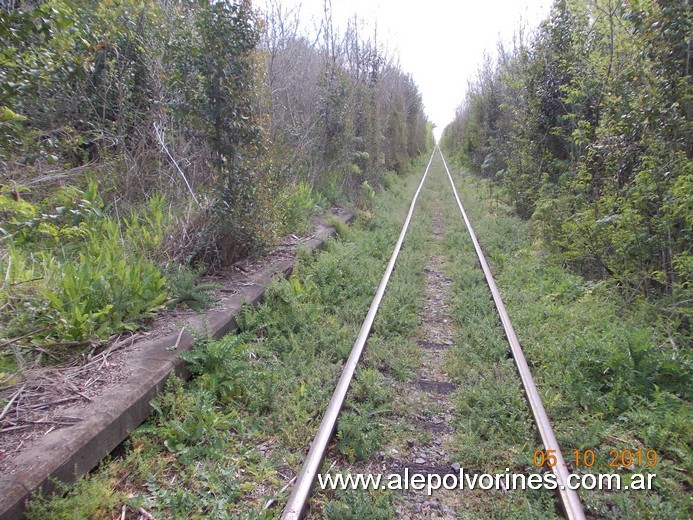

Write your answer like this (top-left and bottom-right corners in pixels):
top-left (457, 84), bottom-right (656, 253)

top-left (1, 181), bottom-right (169, 351)
top-left (26, 154), bottom-right (430, 517)
top-left (322, 487), bottom-right (395, 519)
top-left (351, 367), bottom-right (392, 409)
top-left (326, 216), bottom-right (351, 240)
top-left (280, 181), bottom-right (320, 235)
top-left (336, 409), bottom-right (383, 462)
top-left (26, 463), bottom-right (125, 520)
top-left (445, 164), bottom-right (692, 517)
top-left (165, 264), bottom-right (219, 311)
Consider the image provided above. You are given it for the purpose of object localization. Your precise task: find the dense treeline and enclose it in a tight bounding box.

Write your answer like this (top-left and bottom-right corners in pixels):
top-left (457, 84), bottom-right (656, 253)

top-left (441, 0), bottom-right (690, 314)
top-left (1, 0), bottom-right (430, 262)
top-left (262, 1), bottom-right (432, 197)
top-left (0, 0), bottom-right (430, 356)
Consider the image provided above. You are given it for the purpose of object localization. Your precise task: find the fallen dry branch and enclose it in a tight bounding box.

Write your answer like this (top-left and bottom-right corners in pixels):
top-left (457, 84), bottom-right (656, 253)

top-left (0, 333), bottom-right (138, 461)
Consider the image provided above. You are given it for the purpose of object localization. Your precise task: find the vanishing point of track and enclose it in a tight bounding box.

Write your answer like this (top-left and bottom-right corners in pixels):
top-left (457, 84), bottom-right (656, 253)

top-left (281, 148), bottom-right (586, 520)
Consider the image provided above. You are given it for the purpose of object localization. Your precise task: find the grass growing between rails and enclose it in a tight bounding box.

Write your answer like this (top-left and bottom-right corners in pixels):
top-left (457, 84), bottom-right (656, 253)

top-left (309, 154), bottom-right (558, 518)
top-left (24, 153), bottom-right (690, 518)
top-left (306, 161), bottom-right (432, 519)
top-left (410, 155), bottom-right (558, 518)
top-left (443, 162), bottom-right (691, 518)
top-left (26, 157), bottom-right (431, 519)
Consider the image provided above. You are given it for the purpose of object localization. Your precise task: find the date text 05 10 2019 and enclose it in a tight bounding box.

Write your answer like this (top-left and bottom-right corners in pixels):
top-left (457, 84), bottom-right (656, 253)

top-left (533, 449), bottom-right (658, 469)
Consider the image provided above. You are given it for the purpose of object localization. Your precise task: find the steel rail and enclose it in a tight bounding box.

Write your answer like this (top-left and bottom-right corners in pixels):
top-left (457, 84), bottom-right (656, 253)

top-left (438, 147), bottom-right (586, 520)
top-left (281, 150), bottom-right (437, 520)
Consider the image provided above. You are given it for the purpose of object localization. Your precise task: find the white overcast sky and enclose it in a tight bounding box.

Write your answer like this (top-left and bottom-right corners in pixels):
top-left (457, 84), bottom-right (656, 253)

top-left (258, 0), bottom-right (552, 140)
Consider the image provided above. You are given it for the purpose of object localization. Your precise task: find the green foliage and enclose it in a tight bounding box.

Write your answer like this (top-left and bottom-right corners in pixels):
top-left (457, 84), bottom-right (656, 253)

top-left (26, 467), bottom-right (125, 520)
top-left (25, 159), bottom-right (429, 516)
top-left (336, 409), bottom-right (383, 462)
top-left (148, 377), bottom-right (239, 465)
top-left (0, 0), bottom-right (275, 266)
top-left (380, 171), bottom-right (400, 191)
top-left (335, 367), bottom-right (393, 462)
top-left (180, 333), bottom-right (277, 413)
top-left (0, 182), bottom-right (102, 248)
top-left (358, 180), bottom-right (376, 212)
top-left (0, 0), bottom-right (161, 163)
top-left (1, 181), bottom-right (168, 345)
top-left (323, 488), bottom-right (395, 520)
top-left (326, 216), bottom-right (351, 240)
top-left (1, 0), bottom-right (432, 275)
top-left (351, 367), bottom-right (392, 408)
top-left (279, 181), bottom-right (320, 234)
top-left (440, 169), bottom-right (691, 517)
top-left (42, 244), bottom-right (166, 340)
top-left (165, 264), bottom-right (218, 312)
top-left (165, 0), bottom-right (275, 264)
top-left (441, 0), bottom-right (691, 309)
top-left (165, 0), bottom-right (259, 168)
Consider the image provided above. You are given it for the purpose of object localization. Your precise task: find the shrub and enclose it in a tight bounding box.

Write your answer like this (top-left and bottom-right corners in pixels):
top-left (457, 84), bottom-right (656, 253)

top-left (1, 181), bottom-right (168, 345)
top-left (279, 181), bottom-right (318, 234)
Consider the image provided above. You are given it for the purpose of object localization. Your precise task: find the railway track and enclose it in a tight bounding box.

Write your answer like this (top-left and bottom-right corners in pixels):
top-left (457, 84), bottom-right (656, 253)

top-left (281, 148), bottom-right (586, 519)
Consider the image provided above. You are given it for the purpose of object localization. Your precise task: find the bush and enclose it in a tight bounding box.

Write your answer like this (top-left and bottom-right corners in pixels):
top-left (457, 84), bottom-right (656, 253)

top-left (1, 181), bottom-right (168, 345)
top-left (279, 181), bottom-right (319, 234)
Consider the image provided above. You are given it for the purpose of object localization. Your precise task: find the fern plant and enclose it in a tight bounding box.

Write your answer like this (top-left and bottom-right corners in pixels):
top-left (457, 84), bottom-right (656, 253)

top-left (165, 264), bottom-right (219, 311)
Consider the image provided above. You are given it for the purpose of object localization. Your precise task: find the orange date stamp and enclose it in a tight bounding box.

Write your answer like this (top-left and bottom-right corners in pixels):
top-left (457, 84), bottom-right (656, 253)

top-left (533, 449), bottom-right (658, 469)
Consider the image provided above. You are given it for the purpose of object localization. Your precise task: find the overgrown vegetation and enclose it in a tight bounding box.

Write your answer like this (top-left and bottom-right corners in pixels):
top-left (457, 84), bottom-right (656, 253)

top-left (441, 0), bottom-right (691, 316)
top-left (439, 3), bottom-right (691, 509)
top-left (440, 2), bottom-right (691, 512)
top-left (26, 160), bottom-right (428, 518)
top-left (1, 182), bottom-right (167, 369)
top-left (24, 146), bottom-right (690, 517)
top-left (0, 0), bottom-right (431, 370)
top-left (10, 0), bottom-right (691, 517)
top-left (442, 164), bottom-right (691, 517)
